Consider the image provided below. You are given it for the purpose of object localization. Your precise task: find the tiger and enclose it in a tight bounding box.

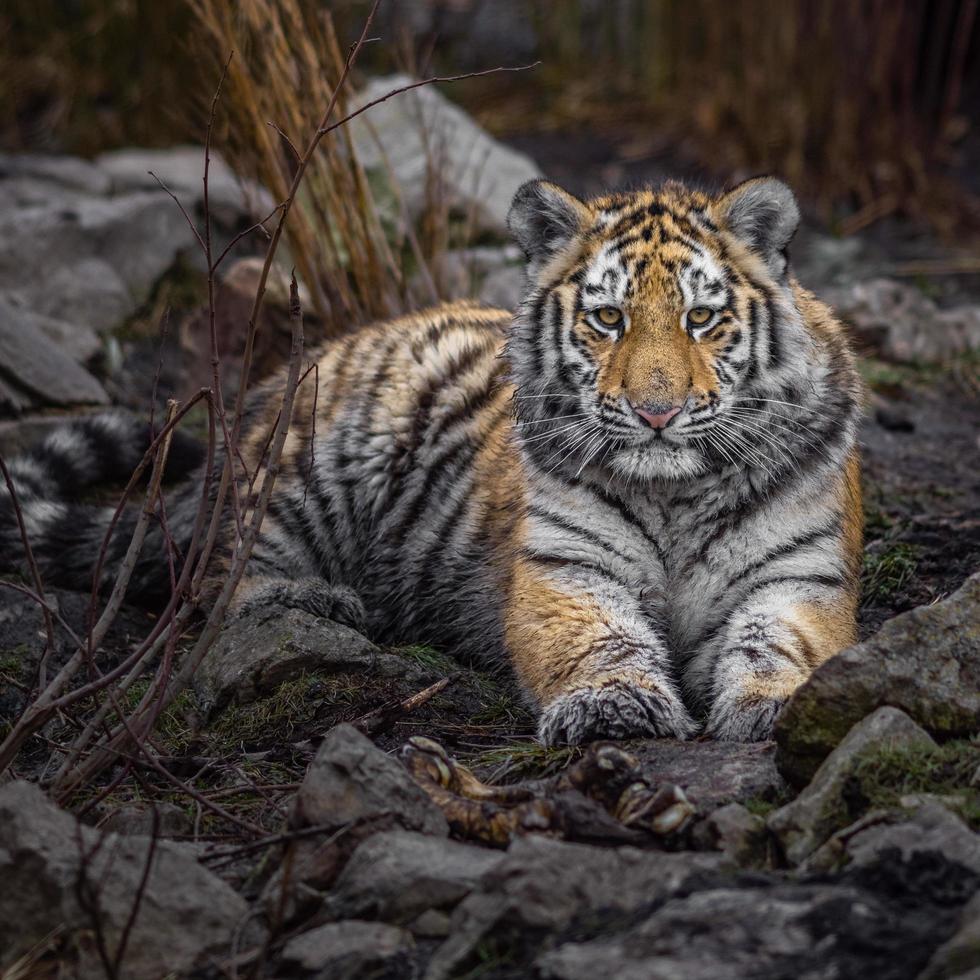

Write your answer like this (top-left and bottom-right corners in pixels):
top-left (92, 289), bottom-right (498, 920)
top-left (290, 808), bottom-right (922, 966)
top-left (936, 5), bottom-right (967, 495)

top-left (0, 176), bottom-right (863, 744)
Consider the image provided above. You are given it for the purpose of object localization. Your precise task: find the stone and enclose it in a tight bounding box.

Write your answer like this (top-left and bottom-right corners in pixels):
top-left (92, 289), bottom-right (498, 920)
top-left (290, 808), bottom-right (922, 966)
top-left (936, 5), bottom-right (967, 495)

top-left (825, 278), bottom-right (980, 363)
top-left (0, 153), bottom-right (113, 195)
top-left (292, 723), bottom-right (448, 837)
top-left (768, 707), bottom-right (938, 866)
top-left (280, 920), bottom-right (414, 980)
top-left (844, 803), bottom-right (980, 875)
top-left (323, 829), bottom-right (503, 924)
top-left (194, 606), bottom-right (426, 715)
top-left (628, 738), bottom-right (785, 814)
top-left (0, 295), bottom-right (108, 407)
top-left (424, 835), bottom-right (723, 980)
top-left (0, 781), bottom-right (248, 979)
top-left (775, 573), bottom-right (980, 787)
top-left (691, 802), bottom-right (769, 867)
top-left (100, 802), bottom-right (194, 839)
top-left (95, 145), bottom-right (272, 227)
top-left (348, 75), bottom-right (541, 237)
top-left (920, 893), bottom-right (980, 980)
top-left (535, 882), bottom-right (954, 980)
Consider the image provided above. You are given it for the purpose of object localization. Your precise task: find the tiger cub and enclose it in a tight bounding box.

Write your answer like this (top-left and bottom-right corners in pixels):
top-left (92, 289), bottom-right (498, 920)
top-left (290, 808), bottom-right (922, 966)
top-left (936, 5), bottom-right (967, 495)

top-left (0, 177), bottom-right (863, 744)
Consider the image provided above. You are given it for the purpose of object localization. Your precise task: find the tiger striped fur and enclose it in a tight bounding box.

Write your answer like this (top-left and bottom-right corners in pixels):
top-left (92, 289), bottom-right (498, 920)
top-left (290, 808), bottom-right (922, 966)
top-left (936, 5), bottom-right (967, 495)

top-left (0, 176), bottom-right (863, 744)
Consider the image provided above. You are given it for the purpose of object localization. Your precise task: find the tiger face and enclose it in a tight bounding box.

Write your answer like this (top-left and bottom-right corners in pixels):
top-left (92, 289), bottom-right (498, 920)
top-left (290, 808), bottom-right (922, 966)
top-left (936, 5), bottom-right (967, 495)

top-left (507, 177), bottom-right (808, 481)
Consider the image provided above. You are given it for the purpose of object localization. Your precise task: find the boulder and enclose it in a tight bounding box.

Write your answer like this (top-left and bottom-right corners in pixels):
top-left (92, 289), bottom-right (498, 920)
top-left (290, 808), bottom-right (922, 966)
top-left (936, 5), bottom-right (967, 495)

top-left (194, 606), bottom-right (426, 715)
top-left (292, 723), bottom-right (448, 837)
top-left (920, 893), bottom-right (980, 980)
top-left (768, 707), bottom-right (938, 865)
top-left (348, 74), bottom-right (541, 237)
top-left (691, 802), bottom-right (770, 868)
top-left (279, 920), bottom-right (414, 980)
top-left (535, 882), bottom-right (954, 980)
top-left (0, 781), bottom-right (248, 979)
top-left (0, 296), bottom-right (108, 408)
top-left (825, 278), bottom-right (980, 363)
top-left (323, 829), bottom-right (502, 924)
top-left (424, 835), bottom-right (723, 980)
top-left (628, 738), bottom-right (785, 814)
top-left (775, 573), bottom-right (980, 786)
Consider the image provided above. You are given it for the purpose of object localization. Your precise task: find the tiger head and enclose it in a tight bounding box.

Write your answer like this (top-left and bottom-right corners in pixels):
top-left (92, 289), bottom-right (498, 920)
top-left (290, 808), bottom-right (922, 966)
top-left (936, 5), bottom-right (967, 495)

top-left (505, 177), bottom-right (840, 483)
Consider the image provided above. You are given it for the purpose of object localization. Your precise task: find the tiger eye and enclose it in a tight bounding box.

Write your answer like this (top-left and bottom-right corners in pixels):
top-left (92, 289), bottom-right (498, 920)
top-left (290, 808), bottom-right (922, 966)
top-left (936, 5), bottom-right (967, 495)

top-left (596, 306), bottom-right (623, 327)
top-left (687, 306), bottom-right (713, 327)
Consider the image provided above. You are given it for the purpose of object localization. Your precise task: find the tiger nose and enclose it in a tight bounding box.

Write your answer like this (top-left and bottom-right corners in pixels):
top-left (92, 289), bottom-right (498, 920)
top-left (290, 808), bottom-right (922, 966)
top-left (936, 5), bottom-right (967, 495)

top-left (632, 402), bottom-right (682, 429)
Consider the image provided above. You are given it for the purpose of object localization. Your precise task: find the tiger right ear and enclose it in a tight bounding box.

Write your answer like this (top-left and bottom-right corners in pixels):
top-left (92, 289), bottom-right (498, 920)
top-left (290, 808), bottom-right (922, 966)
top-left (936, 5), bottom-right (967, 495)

top-left (507, 180), bottom-right (590, 263)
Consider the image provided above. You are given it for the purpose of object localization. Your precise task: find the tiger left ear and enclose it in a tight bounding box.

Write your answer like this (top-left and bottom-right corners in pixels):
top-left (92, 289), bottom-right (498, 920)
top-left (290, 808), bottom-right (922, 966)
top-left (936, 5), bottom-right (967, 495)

top-left (716, 177), bottom-right (800, 277)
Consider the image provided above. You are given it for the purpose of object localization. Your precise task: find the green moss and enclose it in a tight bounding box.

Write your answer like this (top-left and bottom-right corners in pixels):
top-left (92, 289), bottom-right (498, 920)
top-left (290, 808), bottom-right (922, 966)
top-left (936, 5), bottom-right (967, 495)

top-left (393, 643), bottom-right (460, 676)
top-left (861, 542), bottom-right (918, 607)
top-left (849, 738), bottom-right (980, 829)
top-left (208, 672), bottom-right (360, 750)
top-left (466, 740), bottom-right (581, 783)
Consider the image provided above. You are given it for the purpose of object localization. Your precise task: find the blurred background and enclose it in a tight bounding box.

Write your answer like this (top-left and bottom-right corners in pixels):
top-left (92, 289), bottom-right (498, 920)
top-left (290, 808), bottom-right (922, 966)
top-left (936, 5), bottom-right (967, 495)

top-left (3, 0), bottom-right (980, 227)
top-left (0, 2), bottom-right (978, 632)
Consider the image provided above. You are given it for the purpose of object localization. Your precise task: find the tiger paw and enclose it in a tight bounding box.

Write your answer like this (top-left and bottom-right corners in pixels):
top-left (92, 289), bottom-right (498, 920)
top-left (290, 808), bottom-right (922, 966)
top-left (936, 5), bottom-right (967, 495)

top-left (538, 679), bottom-right (697, 746)
top-left (234, 578), bottom-right (367, 632)
top-left (705, 691), bottom-right (784, 742)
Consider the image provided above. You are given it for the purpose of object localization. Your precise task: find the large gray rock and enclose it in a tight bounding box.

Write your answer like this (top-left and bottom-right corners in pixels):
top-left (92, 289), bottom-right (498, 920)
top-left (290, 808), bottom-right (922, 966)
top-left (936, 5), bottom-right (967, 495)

top-left (920, 893), bottom-right (980, 980)
top-left (536, 882), bottom-right (951, 980)
top-left (768, 707), bottom-right (938, 865)
top-left (194, 606), bottom-right (426, 715)
top-left (324, 830), bottom-right (502, 924)
top-left (349, 75), bottom-right (541, 237)
top-left (293, 723), bottom-right (448, 837)
top-left (826, 278), bottom-right (980, 363)
top-left (629, 738), bottom-right (785, 814)
top-left (280, 920), bottom-right (414, 979)
top-left (0, 296), bottom-right (108, 408)
top-left (0, 781), bottom-right (248, 979)
top-left (425, 836), bottom-right (723, 980)
top-left (843, 803), bottom-right (980, 875)
top-left (776, 573), bottom-right (980, 786)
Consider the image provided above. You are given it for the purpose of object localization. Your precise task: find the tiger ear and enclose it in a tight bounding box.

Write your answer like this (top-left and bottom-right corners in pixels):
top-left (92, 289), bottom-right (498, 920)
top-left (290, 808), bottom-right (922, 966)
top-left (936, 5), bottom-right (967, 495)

top-left (716, 177), bottom-right (800, 277)
top-left (508, 180), bottom-right (590, 263)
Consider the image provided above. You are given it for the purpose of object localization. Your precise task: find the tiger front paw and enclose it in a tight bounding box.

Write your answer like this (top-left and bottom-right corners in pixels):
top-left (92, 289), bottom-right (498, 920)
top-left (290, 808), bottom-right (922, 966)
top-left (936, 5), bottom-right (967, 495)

top-left (538, 678), bottom-right (697, 746)
top-left (705, 690), bottom-right (784, 742)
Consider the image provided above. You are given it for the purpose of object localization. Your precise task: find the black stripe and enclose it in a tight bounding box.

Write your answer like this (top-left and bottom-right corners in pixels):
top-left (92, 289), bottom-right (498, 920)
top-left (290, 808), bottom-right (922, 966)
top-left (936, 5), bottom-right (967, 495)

top-left (527, 504), bottom-right (638, 567)
top-left (520, 549), bottom-right (636, 591)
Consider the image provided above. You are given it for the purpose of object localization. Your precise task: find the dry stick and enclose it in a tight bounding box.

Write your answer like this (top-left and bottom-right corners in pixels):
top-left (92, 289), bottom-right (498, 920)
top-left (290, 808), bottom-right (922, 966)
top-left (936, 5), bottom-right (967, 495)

top-left (51, 398), bottom-right (219, 792)
top-left (0, 397), bottom-right (194, 775)
top-left (59, 277), bottom-right (306, 795)
top-left (0, 456), bottom-right (56, 687)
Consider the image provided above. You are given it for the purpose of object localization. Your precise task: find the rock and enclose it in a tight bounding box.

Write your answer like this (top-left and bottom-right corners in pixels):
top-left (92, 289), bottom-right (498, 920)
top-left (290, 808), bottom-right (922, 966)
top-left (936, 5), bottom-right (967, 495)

top-left (691, 803), bottom-right (769, 867)
top-left (0, 152), bottom-right (113, 195)
top-left (768, 707), bottom-right (938, 865)
top-left (96, 145), bottom-right (272, 228)
top-left (292, 723), bottom-right (448, 837)
top-left (425, 836), bottom-right (723, 980)
top-left (0, 781), bottom-right (248, 979)
top-left (535, 882), bottom-right (954, 980)
top-left (280, 920), bottom-right (414, 980)
top-left (0, 295), bottom-right (108, 407)
top-left (825, 277), bottom-right (980, 363)
top-left (920, 893), bottom-right (980, 980)
top-left (628, 738), bottom-right (785, 814)
top-left (775, 573), bottom-right (980, 786)
top-left (348, 75), bottom-right (541, 237)
top-left (323, 829), bottom-right (503, 924)
top-left (194, 606), bottom-right (426, 715)
top-left (100, 802), bottom-right (194, 839)
top-left (844, 803), bottom-right (980, 875)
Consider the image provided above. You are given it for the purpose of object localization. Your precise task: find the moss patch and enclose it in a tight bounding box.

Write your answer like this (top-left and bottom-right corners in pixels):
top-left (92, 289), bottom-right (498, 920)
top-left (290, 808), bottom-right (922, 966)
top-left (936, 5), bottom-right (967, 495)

top-left (466, 740), bottom-right (581, 783)
top-left (861, 542), bottom-right (918, 607)
top-left (848, 739), bottom-right (980, 829)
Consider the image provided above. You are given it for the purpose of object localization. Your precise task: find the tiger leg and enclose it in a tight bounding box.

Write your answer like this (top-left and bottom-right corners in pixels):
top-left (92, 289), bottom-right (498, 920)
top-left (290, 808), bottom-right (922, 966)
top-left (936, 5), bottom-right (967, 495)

top-left (505, 559), bottom-right (695, 745)
top-left (690, 589), bottom-right (857, 741)
top-left (226, 507), bottom-right (366, 631)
